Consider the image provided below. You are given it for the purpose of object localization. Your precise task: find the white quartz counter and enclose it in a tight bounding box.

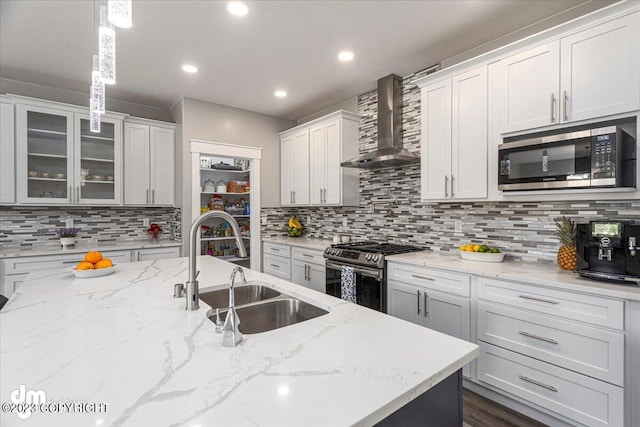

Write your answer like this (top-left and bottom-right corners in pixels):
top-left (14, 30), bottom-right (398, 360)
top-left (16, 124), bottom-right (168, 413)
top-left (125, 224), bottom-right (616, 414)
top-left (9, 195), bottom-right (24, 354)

top-left (262, 236), bottom-right (332, 251)
top-left (387, 251), bottom-right (640, 302)
top-left (0, 240), bottom-right (181, 259)
top-left (0, 256), bottom-right (477, 426)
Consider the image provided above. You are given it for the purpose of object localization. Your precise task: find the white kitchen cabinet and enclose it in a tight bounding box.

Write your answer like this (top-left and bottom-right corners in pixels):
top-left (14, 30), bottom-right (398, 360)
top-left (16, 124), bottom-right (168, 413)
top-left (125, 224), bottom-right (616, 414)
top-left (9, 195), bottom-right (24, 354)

top-left (280, 129), bottom-right (309, 206)
top-left (420, 66), bottom-right (487, 202)
top-left (279, 110), bottom-right (359, 207)
top-left (309, 117), bottom-right (359, 206)
top-left (0, 97), bottom-right (15, 204)
top-left (387, 263), bottom-right (472, 378)
top-left (124, 121), bottom-right (175, 206)
top-left (133, 246), bottom-right (180, 262)
top-left (499, 11), bottom-right (639, 133)
top-left (291, 247), bottom-right (326, 293)
top-left (15, 102), bottom-right (124, 205)
top-left (262, 242), bottom-right (291, 280)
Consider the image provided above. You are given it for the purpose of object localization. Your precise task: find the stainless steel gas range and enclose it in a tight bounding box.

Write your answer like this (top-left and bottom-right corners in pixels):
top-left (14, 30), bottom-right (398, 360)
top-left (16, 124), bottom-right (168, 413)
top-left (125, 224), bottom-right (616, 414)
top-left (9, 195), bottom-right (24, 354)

top-left (323, 241), bottom-right (422, 312)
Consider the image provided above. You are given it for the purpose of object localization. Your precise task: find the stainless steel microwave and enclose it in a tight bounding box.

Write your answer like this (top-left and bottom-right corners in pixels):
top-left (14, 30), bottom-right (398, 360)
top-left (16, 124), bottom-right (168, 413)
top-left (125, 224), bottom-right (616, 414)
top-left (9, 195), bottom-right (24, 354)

top-left (498, 125), bottom-right (636, 191)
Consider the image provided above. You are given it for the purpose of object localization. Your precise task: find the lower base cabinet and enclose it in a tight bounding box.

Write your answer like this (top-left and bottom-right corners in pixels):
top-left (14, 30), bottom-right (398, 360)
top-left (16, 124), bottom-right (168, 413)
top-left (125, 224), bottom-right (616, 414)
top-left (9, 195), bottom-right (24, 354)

top-left (291, 247), bottom-right (326, 293)
top-left (1, 245), bottom-right (181, 297)
top-left (387, 263), bottom-right (472, 379)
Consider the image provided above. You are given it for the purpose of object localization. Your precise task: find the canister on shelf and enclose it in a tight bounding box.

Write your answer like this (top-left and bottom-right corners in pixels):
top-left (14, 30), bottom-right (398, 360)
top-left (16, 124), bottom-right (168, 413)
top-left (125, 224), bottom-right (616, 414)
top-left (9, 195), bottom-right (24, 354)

top-left (210, 194), bottom-right (224, 211)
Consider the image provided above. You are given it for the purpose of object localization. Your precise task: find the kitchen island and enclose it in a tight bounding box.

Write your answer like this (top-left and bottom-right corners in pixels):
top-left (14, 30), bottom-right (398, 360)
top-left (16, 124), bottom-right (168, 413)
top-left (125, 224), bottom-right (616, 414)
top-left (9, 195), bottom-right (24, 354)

top-left (0, 256), bottom-right (478, 426)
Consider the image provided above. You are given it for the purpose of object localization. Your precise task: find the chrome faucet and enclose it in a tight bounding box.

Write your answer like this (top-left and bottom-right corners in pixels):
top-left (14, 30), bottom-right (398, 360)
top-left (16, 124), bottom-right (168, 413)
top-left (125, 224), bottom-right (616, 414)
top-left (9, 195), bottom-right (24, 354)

top-left (221, 267), bottom-right (246, 347)
top-left (185, 210), bottom-right (248, 311)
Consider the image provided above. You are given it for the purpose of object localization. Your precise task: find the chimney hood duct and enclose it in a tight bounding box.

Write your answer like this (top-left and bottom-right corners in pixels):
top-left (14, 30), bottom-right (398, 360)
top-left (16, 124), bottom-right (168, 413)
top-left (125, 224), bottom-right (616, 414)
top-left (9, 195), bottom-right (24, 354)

top-left (341, 74), bottom-right (420, 169)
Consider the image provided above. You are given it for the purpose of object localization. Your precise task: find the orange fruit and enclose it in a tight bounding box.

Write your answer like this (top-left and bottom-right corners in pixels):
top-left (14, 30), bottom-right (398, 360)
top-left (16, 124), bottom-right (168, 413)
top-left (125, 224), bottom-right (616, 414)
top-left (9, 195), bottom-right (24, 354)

top-left (76, 261), bottom-right (95, 270)
top-left (84, 251), bottom-right (102, 264)
top-left (95, 259), bottom-right (113, 269)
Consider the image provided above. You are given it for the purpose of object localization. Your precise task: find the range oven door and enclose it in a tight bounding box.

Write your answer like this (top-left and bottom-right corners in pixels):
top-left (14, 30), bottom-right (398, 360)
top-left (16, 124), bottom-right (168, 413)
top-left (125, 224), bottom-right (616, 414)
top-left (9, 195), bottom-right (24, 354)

top-left (325, 261), bottom-right (384, 312)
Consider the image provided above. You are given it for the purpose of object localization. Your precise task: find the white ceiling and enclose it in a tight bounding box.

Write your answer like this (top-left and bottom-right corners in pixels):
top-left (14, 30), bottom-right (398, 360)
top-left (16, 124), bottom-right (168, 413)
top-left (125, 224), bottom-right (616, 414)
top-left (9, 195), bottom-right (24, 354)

top-left (0, 0), bottom-right (615, 120)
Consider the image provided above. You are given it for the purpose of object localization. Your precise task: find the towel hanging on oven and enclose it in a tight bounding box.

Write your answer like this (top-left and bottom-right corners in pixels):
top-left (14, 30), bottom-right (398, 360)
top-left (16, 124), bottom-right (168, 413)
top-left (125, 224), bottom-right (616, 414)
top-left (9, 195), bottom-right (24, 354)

top-left (340, 266), bottom-right (356, 303)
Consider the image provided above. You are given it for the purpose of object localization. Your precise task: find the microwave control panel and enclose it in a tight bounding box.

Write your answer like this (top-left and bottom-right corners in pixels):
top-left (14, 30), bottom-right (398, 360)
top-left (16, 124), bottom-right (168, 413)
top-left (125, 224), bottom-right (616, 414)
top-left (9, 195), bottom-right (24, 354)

top-left (591, 134), bottom-right (615, 179)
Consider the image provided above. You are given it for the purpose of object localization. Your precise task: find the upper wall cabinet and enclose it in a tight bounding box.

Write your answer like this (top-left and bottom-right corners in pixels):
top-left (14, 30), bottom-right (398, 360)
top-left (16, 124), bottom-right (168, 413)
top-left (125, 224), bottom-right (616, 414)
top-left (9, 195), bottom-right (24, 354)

top-left (0, 97), bottom-right (15, 204)
top-left (124, 121), bottom-right (175, 206)
top-left (420, 66), bottom-right (488, 202)
top-left (499, 11), bottom-right (640, 134)
top-left (279, 110), bottom-right (359, 207)
top-left (15, 103), bottom-right (124, 205)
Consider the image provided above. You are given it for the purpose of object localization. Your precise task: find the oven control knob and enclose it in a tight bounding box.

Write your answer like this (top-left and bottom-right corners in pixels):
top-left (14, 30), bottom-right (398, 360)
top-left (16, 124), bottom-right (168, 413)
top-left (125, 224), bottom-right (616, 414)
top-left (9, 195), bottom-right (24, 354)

top-left (372, 255), bottom-right (379, 262)
top-left (365, 254), bottom-right (371, 261)
top-left (332, 249), bottom-right (338, 255)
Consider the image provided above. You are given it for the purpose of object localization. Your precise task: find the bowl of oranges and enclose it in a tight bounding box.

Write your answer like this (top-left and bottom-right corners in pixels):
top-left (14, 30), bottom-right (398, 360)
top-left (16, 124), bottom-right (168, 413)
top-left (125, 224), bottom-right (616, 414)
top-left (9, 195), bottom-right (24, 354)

top-left (71, 251), bottom-right (115, 278)
top-left (458, 243), bottom-right (504, 263)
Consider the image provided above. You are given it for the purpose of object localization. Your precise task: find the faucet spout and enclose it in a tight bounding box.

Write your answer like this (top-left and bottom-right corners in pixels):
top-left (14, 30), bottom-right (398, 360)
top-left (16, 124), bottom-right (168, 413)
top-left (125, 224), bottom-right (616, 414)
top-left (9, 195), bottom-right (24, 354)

top-left (185, 211), bottom-right (248, 311)
top-left (222, 267), bottom-right (245, 347)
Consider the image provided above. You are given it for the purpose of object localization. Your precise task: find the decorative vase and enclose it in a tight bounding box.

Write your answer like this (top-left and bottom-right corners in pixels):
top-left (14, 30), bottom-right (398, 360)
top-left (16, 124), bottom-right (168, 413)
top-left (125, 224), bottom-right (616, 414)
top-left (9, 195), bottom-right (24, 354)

top-left (60, 237), bottom-right (76, 250)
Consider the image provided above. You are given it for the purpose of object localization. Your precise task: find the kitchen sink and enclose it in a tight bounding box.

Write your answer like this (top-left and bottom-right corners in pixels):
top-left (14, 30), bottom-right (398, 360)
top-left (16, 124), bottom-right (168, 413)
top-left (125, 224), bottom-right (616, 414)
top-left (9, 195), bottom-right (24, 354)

top-left (199, 283), bottom-right (281, 309)
top-left (208, 298), bottom-right (329, 334)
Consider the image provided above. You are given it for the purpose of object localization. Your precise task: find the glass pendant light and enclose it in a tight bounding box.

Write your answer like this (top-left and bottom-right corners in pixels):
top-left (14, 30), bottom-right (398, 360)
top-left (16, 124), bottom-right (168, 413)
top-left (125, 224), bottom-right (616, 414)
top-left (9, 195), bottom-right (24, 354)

top-left (90, 98), bottom-right (101, 133)
top-left (108, 0), bottom-right (132, 28)
top-left (99, 6), bottom-right (116, 85)
top-left (91, 55), bottom-right (105, 114)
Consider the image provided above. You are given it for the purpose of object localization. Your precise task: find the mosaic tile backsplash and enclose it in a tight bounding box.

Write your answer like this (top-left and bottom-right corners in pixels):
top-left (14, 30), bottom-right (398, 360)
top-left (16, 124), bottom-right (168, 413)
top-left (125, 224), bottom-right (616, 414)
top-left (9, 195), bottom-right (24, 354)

top-left (1, 206), bottom-right (181, 249)
top-left (261, 69), bottom-right (640, 263)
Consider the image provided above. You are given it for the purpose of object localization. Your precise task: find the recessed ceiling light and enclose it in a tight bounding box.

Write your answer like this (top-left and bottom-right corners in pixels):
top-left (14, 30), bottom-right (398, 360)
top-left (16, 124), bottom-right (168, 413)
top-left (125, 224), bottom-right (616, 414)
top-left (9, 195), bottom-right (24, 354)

top-left (338, 51), bottom-right (354, 62)
top-left (274, 90), bottom-right (287, 98)
top-left (228, 2), bottom-right (249, 16)
top-left (182, 64), bottom-right (198, 74)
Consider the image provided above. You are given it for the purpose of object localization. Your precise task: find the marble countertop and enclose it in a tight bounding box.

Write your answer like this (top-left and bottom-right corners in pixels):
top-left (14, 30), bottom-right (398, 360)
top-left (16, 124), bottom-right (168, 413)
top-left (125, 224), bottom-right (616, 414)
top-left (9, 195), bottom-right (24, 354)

top-left (387, 251), bottom-right (640, 302)
top-left (262, 236), bottom-right (332, 251)
top-left (0, 240), bottom-right (182, 259)
top-left (0, 256), bottom-right (478, 426)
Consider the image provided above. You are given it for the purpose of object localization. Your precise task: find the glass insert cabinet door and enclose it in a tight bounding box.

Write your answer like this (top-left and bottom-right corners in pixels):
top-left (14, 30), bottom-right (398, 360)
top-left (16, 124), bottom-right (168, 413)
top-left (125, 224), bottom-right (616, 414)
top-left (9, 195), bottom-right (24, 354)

top-left (16, 105), bottom-right (74, 203)
top-left (74, 114), bottom-right (122, 204)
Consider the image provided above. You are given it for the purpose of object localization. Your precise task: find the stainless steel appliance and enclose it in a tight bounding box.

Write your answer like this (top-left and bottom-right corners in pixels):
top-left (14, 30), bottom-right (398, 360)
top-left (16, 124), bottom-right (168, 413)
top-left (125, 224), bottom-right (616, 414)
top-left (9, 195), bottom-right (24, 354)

top-left (323, 241), bottom-right (422, 312)
top-left (498, 124), bottom-right (635, 191)
top-left (577, 221), bottom-right (640, 285)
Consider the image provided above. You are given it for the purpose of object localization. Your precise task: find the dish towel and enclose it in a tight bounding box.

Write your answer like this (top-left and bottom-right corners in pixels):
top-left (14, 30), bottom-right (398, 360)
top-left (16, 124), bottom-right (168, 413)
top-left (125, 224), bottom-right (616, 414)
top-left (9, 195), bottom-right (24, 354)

top-left (340, 266), bottom-right (357, 303)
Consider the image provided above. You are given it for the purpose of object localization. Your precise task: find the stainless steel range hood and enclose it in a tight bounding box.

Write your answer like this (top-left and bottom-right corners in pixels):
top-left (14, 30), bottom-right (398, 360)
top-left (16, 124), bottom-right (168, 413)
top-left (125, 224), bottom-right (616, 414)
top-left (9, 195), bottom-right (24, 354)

top-left (341, 74), bottom-right (420, 169)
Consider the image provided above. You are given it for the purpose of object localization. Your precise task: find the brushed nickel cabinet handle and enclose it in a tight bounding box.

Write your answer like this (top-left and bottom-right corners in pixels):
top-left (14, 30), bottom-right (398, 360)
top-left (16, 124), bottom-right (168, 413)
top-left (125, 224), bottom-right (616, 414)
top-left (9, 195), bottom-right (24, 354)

top-left (519, 331), bottom-right (558, 345)
top-left (69, 185), bottom-right (73, 203)
top-left (76, 186), bottom-right (80, 203)
top-left (563, 91), bottom-right (568, 121)
top-left (412, 274), bottom-right (435, 281)
top-left (302, 253), bottom-right (313, 258)
top-left (550, 93), bottom-right (555, 123)
top-left (416, 290), bottom-right (421, 315)
top-left (444, 175), bottom-right (448, 198)
top-left (270, 263), bottom-right (280, 268)
top-left (518, 294), bottom-right (559, 305)
top-left (146, 189), bottom-right (149, 204)
top-left (424, 292), bottom-right (428, 317)
top-left (519, 375), bottom-right (558, 392)
top-left (152, 189), bottom-right (155, 204)
top-left (450, 174), bottom-right (454, 198)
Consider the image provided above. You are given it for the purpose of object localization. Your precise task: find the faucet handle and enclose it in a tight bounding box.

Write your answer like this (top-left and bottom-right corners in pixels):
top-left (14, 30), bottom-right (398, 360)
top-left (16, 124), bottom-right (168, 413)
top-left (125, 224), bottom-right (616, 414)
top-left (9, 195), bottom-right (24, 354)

top-left (214, 308), bottom-right (223, 333)
top-left (173, 283), bottom-right (185, 298)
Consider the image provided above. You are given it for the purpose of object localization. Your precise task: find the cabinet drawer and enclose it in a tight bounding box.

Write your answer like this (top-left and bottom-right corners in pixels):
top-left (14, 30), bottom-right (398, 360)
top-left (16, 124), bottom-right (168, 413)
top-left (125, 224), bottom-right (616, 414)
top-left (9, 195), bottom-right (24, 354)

top-left (478, 343), bottom-right (623, 427)
top-left (263, 254), bottom-right (291, 280)
top-left (134, 247), bottom-right (180, 262)
top-left (478, 278), bottom-right (623, 330)
top-left (263, 242), bottom-right (291, 258)
top-left (478, 301), bottom-right (624, 386)
top-left (4, 253), bottom-right (87, 274)
top-left (292, 247), bottom-right (325, 265)
top-left (387, 262), bottom-right (470, 297)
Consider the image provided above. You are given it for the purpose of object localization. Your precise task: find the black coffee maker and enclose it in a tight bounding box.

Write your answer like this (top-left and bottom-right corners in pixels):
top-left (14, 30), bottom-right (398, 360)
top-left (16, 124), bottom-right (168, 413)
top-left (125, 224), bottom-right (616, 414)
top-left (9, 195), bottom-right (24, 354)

top-left (576, 221), bottom-right (640, 285)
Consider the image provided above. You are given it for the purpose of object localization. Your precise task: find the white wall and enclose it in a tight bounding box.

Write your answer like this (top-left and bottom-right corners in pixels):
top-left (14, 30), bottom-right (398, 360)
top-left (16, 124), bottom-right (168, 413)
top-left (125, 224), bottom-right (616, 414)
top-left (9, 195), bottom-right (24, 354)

top-left (296, 96), bottom-right (358, 126)
top-left (0, 78), bottom-right (173, 122)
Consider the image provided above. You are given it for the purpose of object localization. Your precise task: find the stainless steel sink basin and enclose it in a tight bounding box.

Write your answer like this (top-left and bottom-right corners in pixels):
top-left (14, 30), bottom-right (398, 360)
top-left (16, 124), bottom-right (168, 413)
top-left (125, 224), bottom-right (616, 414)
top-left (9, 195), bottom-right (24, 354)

top-left (209, 298), bottom-right (329, 334)
top-left (199, 283), bottom-right (280, 309)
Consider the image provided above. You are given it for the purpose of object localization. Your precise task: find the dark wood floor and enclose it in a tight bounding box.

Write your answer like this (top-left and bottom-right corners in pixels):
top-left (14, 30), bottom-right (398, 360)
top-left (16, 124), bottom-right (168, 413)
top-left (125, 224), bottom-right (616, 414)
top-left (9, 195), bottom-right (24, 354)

top-left (463, 389), bottom-right (548, 427)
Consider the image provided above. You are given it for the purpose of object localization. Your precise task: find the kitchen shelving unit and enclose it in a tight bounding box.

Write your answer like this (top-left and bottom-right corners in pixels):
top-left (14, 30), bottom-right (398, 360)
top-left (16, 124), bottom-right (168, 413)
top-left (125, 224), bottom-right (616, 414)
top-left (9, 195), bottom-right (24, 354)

top-left (198, 156), bottom-right (252, 268)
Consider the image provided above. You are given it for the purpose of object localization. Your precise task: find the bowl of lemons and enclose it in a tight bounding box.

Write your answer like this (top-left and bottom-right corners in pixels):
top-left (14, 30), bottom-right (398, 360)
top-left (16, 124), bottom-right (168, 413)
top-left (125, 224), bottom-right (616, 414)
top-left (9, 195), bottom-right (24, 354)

top-left (458, 243), bottom-right (504, 263)
top-left (71, 251), bottom-right (116, 278)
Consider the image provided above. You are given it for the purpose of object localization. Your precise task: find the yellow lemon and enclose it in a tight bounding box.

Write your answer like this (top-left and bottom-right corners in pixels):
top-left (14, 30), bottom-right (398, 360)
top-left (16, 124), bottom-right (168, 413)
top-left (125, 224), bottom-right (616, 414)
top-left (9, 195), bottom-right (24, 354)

top-left (473, 245), bottom-right (481, 252)
top-left (459, 245), bottom-right (466, 251)
top-left (465, 244), bottom-right (473, 252)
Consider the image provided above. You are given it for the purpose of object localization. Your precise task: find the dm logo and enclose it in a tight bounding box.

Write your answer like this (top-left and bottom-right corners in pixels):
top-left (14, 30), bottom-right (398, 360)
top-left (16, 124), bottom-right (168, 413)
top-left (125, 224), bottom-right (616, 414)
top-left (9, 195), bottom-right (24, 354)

top-left (10, 385), bottom-right (46, 419)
